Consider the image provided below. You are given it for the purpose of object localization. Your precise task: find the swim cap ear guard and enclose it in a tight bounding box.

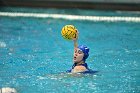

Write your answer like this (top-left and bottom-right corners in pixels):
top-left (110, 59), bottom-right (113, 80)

top-left (78, 45), bottom-right (89, 61)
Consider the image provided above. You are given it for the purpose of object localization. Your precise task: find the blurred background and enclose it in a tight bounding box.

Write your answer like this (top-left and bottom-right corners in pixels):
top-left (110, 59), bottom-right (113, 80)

top-left (0, 0), bottom-right (140, 11)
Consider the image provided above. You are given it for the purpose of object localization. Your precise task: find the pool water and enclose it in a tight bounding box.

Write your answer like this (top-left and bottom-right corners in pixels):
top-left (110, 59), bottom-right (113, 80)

top-left (0, 7), bottom-right (140, 93)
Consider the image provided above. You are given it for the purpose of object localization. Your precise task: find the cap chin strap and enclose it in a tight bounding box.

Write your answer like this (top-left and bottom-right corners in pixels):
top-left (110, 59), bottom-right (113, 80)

top-left (75, 60), bottom-right (85, 65)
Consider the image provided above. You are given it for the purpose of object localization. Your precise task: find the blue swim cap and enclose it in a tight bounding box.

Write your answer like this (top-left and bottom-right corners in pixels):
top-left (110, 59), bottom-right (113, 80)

top-left (78, 45), bottom-right (89, 61)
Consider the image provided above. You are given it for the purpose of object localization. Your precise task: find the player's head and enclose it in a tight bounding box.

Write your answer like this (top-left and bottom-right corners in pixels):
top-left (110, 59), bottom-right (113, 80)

top-left (73, 45), bottom-right (89, 62)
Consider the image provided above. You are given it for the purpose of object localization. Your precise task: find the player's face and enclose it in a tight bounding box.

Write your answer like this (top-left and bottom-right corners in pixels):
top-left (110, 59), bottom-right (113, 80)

top-left (73, 48), bottom-right (84, 63)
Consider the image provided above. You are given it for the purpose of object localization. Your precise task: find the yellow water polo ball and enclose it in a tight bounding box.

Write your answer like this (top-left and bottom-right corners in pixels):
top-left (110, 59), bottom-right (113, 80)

top-left (61, 25), bottom-right (77, 40)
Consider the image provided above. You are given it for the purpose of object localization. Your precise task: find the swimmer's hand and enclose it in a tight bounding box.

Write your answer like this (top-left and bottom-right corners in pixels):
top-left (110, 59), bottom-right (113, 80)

top-left (72, 30), bottom-right (78, 47)
top-left (72, 30), bottom-right (79, 41)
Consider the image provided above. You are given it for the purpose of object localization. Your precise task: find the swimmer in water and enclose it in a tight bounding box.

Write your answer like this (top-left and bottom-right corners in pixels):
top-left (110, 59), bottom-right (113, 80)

top-left (67, 31), bottom-right (90, 73)
top-left (0, 87), bottom-right (17, 93)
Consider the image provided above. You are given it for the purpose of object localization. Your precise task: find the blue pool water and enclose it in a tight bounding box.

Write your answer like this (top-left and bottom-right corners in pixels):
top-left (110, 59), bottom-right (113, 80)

top-left (0, 7), bottom-right (140, 93)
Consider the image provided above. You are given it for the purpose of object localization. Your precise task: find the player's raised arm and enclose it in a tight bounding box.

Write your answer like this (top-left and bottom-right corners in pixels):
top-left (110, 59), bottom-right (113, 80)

top-left (73, 30), bottom-right (78, 49)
